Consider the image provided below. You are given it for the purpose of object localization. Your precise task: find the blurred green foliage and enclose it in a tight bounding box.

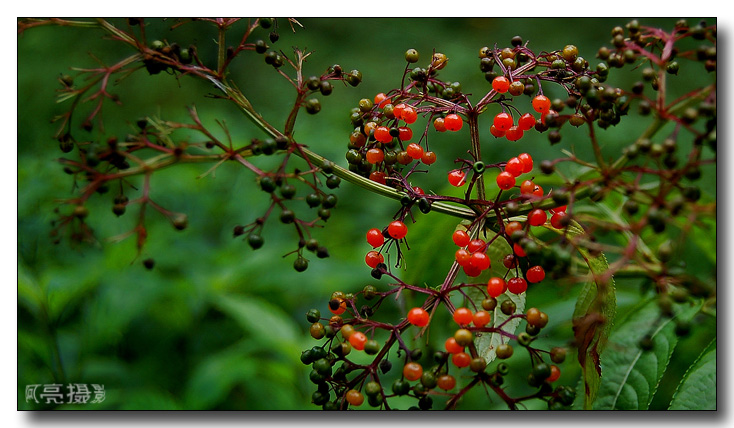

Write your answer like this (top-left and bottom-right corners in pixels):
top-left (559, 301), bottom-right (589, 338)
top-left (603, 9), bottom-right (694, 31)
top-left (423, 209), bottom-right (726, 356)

top-left (18, 17), bottom-right (715, 410)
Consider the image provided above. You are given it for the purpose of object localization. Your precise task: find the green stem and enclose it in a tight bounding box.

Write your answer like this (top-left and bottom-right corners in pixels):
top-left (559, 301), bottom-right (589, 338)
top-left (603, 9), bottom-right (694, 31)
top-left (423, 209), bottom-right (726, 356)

top-left (217, 25), bottom-right (227, 76)
top-left (468, 111), bottom-right (485, 200)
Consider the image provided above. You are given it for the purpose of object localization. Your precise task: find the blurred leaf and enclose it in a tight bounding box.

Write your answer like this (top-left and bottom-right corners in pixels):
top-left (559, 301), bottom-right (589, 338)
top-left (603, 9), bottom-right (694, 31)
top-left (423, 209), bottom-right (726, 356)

top-left (401, 208), bottom-right (460, 287)
top-left (688, 216), bottom-right (716, 265)
top-left (668, 338), bottom-right (716, 410)
top-left (212, 293), bottom-right (298, 353)
top-left (592, 298), bottom-right (702, 410)
top-left (118, 388), bottom-right (183, 410)
top-left (185, 341), bottom-right (258, 409)
top-left (18, 263), bottom-right (43, 317)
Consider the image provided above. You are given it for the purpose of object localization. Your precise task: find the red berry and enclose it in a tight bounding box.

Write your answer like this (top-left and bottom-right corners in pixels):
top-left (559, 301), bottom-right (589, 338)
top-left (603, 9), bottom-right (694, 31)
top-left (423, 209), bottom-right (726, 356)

top-left (507, 277), bottom-right (528, 294)
top-left (388, 220), bottom-right (408, 239)
top-left (469, 251), bottom-right (491, 270)
top-left (402, 105), bottom-right (418, 124)
top-left (374, 92), bottom-right (391, 108)
top-left (393, 103), bottom-right (407, 119)
top-left (493, 112), bottom-right (513, 131)
top-left (520, 180), bottom-right (543, 196)
top-left (503, 254), bottom-right (518, 269)
top-left (517, 153), bottom-right (533, 173)
top-left (403, 362), bottom-right (423, 381)
top-left (467, 239), bottom-right (486, 253)
top-left (412, 186), bottom-right (425, 195)
top-left (505, 157), bottom-right (524, 177)
top-left (547, 365), bottom-right (561, 382)
top-left (369, 171), bottom-right (387, 184)
top-left (528, 209), bottom-right (548, 226)
top-left (463, 264), bottom-right (482, 277)
top-left (551, 211), bottom-right (568, 229)
top-left (406, 143), bottom-right (424, 160)
top-left (366, 147), bottom-right (384, 164)
top-left (448, 170), bottom-right (467, 187)
top-left (505, 126), bottom-right (523, 141)
top-left (407, 307), bottom-right (430, 327)
top-left (472, 310), bottom-right (491, 327)
top-left (451, 351), bottom-right (472, 368)
top-left (445, 337), bottom-right (464, 354)
top-left (492, 76), bottom-right (510, 93)
top-left (374, 126), bottom-right (392, 143)
top-left (513, 242), bottom-right (527, 257)
top-left (452, 229), bottom-right (471, 247)
top-left (526, 265), bottom-right (546, 283)
top-left (487, 277), bottom-right (507, 298)
top-left (366, 228), bottom-right (384, 247)
top-left (518, 113), bottom-right (536, 131)
top-left (453, 307), bottom-right (474, 325)
top-left (455, 249), bottom-right (471, 266)
top-left (398, 126), bottom-right (413, 141)
top-left (444, 113), bottom-right (464, 131)
top-left (421, 151), bottom-right (437, 165)
top-left (496, 171), bottom-right (516, 190)
top-left (490, 125), bottom-right (506, 138)
top-left (346, 389), bottom-right (364, 406)
top-left (349, 331), bottom-right (367, 350)
top-left (505, 221), bottom-right (523, 237)
top-left (532, 94), bottom-right (551, 114)
top-left (365, 250), bottom-right (384, 268)
top-left (433, 117), bottom-right (447, 132)
top-left (437, 374), bottom-right (457, 391)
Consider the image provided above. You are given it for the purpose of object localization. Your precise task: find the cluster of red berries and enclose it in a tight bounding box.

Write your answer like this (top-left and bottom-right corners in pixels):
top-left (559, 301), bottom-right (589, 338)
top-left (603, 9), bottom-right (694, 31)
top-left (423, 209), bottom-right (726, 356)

top-left (364, 220), bottom-right (408, 268)
top-left (496, 152), bottom-right (534, 190)
top-left (451, 229), bottom-right (491, 277)
top-left (348, 91), bottom-right (450, 186)
top-left (489, 78), bottom-right (554, 142)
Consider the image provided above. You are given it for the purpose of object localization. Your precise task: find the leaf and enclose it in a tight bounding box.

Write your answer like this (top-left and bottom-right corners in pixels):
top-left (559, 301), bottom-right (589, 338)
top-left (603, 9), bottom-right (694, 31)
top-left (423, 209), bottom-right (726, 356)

top-left (592, 298), bottom-right (702, 410)
top-left (542, 220), bottom-right (616, 409)
top-left (185, 341), bottom-right (259, 409)
top-left (18, 262), bottom-right (44, 317)
top-left (571, 250), bottom-right (616, 409)
top-left (212, 293), bottom-right (299, 354)
top-left (668, 338), bottom-right (716, 410)
top-left (466, 235), bottom-right (525, 364)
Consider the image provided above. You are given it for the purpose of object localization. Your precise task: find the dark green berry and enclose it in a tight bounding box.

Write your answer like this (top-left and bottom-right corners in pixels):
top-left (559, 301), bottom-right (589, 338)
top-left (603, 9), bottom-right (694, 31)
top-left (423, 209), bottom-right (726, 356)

top-left (248, 234), bottom-right (264, 250)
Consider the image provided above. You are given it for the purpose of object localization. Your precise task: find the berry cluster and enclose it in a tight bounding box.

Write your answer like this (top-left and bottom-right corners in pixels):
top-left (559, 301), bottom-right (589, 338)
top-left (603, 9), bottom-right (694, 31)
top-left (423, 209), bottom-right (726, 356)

top-left (24, 17), bottom-right (715, 410)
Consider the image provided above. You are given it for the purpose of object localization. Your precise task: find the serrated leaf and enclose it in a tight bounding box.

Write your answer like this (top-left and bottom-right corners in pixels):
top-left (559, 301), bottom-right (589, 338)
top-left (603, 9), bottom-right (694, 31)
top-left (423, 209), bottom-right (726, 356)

top-left (668, 338), bottom-right (716, 410)
top-left (592, 299), bottom-right (702, 410)
top-left (465, 235), bottom-right (525, 364)
top-left (542, 219), bottom-right (616, 409)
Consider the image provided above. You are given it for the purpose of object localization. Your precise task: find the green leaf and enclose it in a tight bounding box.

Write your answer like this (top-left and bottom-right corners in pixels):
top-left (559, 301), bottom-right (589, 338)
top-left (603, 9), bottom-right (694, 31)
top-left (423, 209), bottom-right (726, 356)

top-left (542, 220), bottom-right (616, 409)
top-left (212, 293), bottom-right (299, 353)
top-left (18, 262), bottom-right (44, 317)
top-left (592, 299), bottom-right (702, 410)
top-left (668, 338), bottom-right (716, 410)
top-left (185, 341), bottom-right (259, 409)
